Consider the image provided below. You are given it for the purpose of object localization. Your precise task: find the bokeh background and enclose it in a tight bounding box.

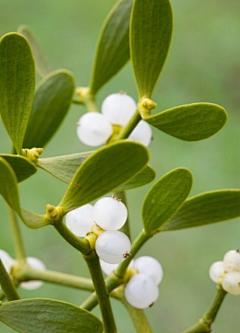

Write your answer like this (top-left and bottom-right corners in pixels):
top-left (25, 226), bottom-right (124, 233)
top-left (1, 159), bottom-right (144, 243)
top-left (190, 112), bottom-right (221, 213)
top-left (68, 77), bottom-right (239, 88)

top-left (0, 0), bottom-right (239, 332)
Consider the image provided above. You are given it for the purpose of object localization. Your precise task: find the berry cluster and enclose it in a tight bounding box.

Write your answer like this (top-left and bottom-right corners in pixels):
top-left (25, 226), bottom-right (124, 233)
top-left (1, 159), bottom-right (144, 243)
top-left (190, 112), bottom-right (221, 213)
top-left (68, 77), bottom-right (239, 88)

top-left (66, 197), bottom-right (131, 264)
top-left (0, 250), bottom-right (46, 290)
top-left (76, 92), bottom-right (152, 147)
top-left (209, 249), bottom-right (240, 295)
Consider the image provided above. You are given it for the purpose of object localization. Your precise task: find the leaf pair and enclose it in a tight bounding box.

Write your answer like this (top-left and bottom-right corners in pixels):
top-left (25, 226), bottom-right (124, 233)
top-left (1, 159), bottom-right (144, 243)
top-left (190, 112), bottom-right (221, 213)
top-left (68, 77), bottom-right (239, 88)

top-left (0, 299), bottom-right (103, 333)
top-left (143, 168), bottom-right (240, 235)
top-left (0, 32), bottom-right (75, 153)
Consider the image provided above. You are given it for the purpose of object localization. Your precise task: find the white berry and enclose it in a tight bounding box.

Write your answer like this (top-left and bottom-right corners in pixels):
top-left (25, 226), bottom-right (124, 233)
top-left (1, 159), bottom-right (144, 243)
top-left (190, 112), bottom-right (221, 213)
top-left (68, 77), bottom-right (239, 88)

top-left (101, 93), bottom-right (136, 126)
top-left (129, 120), bottom-right (152, 146)
top-left (66, 204), bottom-right (94, 237)
top-left (125, 273), bottom-right (159, 309)
top-left (0, 250), bottom-right (14, 274)
top-left (132, 256), bottom-right (163, 285)
top-left (222, 272), bottom-right (240, 295)
top-left (100, 260), bottom-right (119, 275)
top-left (209, 261), bottom-right (224, 284)
top-left (223, 250), bottom-right (240, 272)
top-left (95, 231), bottom-right (131, 264)
top-left (77, 112), bottom-right (113, 147)
top-left (93, 197), bottom-right (128, 231)
top-left (21, 257), bottom-right (46, 290)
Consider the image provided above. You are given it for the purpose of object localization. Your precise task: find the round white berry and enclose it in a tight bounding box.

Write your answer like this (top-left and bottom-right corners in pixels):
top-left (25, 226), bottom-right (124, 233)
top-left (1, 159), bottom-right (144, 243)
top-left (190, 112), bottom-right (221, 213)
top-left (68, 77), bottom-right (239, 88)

top-left (129, 120), bottom-right (152, 146)
top-left (93, 197), bottom-right (128, 231)
top-left (101, 93), bottom-right (136, 126)
top-left (125, 273), bottom-right (159, 309)
top-left (77, 112), bottom-right (113, 147)
top-left (100, 260), bottom-right (119, 275)
top-left (132, 256), bottom-right (163, 285)
top-left (0, 250), bottom-right (14, 274)
top-left (95, 231), bottom-right (131, 264)
top-left (222, 272), bottom-right (240, 295)
top-left (66, 204), bottom-right (94, 237)
top-left (223, 250), bottom-right (240, 272)
top-left (209, 261), bottom-right (224, 284)
top-left (21, 257), bottom-right (46, 290)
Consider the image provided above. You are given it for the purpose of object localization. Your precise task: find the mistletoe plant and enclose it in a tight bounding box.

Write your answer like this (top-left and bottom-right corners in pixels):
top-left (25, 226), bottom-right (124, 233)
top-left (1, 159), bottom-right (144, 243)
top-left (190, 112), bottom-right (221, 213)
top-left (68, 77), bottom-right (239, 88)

top-left (0, 0), bottom-right (239, 332)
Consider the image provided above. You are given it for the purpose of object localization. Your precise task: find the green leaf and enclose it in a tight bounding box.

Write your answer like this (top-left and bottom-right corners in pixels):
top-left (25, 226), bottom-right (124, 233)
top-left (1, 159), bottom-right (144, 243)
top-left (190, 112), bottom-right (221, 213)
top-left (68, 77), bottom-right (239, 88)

top-left (59, 141), bottom-right (149, 213)
top-left (17, 25), bottom-right (51, 77)
top-left (145, 103), bottom-right (228, 141)
top-left (130, 0), bottom-right (173, 98)
top-left (0, 298), bottom-right (103, 333)
top-left (117, 165), bottom-right (156, 191)
top-left (38, 153), bottom-right (155, 190)
top-left (37, 152), bottom-right (92, 184)
top-left (89, 0), bottom-right (133, 95)
top-left (0, 158), bottom-right (48, 229)
top-left (160, 190), bottom-right (240, 231)
top-left (0, 33), bottom-right (35, 154)
top-left (23, 69), bottom-right (75, 148)
top-left (142, 168), bottom-right (193, 235)
top-left (0, 154), bottom-right (37, 182)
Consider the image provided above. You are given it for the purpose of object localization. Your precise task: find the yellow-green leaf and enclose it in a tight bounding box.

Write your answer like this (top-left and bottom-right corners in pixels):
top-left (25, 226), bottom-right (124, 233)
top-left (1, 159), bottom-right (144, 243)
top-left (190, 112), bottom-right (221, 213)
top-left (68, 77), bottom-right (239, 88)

top-left (59, 141), bottom-right (149, 213)
top-left (17, 25), bottom-right (51, 77)
top-left (117, 165), bottom-right (155, 191)
top-left (23, 69), bottom-right (75, 148)
top-left (0, 298), bottom-right (103, 333)
top-left (130, 0), bottom-right (173, 98)
top-left (142, 168), bottom-right (193, 235)
top-left (0, 33), bottom-right (35, 154)
top-left (145, 103), bottom-right (227, 141)
top-left (89, 0), bottom-right (133, 95)
top-left (160, 190), bottom-right (240, 231)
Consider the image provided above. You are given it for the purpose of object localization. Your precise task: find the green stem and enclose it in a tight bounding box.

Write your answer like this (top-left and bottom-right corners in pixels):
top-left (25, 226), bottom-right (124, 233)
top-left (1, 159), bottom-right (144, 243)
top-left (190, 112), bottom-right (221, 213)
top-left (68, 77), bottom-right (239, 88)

top-left (6, 205), bottom-right (26, 261)
top-left (0, 260), bottom-right (20, 301)
top-left (19, 267), bottom-right (94, 292)
top-left (116, 109), bottom-right (142, 140)
top-left (81, 229), bottom-right (150, 310)
top-left (84, 252), bottom-right (117, 333)
top-left (54, 221), bottom-right (90, 255)
top-left (85, 96), bottom-right (98, 112)
top-left (122, 298), bottom-right (153, 333)
top-left (114, 191), bottom-right (131, 239)
top-left (181, 287), bottom-right (227, 333)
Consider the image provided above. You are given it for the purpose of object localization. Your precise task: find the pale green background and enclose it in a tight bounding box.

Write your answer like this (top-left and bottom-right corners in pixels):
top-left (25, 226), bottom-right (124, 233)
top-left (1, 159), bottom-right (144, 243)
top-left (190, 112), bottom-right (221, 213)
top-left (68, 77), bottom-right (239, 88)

top-left (0, 0), bottom-right (240, 332)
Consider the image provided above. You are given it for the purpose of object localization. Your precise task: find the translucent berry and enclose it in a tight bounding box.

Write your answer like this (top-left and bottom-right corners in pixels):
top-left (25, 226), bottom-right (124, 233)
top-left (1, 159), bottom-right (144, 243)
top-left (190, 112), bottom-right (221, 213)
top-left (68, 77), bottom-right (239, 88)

top-left (209, 261), bottom-right (224, 284)
top-left (132, 256), bottom-right (163, 285)
top-left (21, 257), bottom-right (46, 290)
top-left (95, 230), bottom-right (131, 264)
top-left (125, 273), bottom-right (159, 309)
top-left (129, 120), bottom-right (152, 146)
top-left (100, 260), bottom-right (119, 275)
top-left (0, 250), bottom-right (14, 274)
top-left (223, 250), bottom-right (240, 272)
top-left (66, 204), bottom-right (94, 237)
top-left (77, 112), bottom-right (113, 147)
top-left (93, 197), bottom-right (128, 231)
top-left (222, 272), bottom-right (240, 295)
top-left (101, 93), bottom-right (136, 126)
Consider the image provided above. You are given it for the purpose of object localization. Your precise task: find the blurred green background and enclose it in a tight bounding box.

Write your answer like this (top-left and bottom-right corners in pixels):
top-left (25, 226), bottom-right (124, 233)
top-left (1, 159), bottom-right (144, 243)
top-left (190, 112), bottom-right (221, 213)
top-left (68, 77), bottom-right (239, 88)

top-left (0, 0), bottom-right (239, 332)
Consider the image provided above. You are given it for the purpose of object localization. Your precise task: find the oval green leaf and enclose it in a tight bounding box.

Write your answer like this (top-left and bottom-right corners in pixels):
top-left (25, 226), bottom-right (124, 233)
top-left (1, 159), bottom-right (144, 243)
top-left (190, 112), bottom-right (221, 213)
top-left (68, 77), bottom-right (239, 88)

top-left (142, 168), bottom-right (193, 235)
top-left (0, 33), bottom-right (35, 154)
top-left (59, 141), bottom-right (149, 213)
top-left (0, 154), bottom-right (37, 182)
top-left (0, 298), bottom-right (103, 333)
top-left (130, 0), bottom-right (173, 98)
top-left (23, 69), bottom-right (75, 148)
top-left (0, 158), bottom-right (48, 229)
top-left (117, 165), bottom-right (156, 191)
top-left (160, 190), bottom-right (240, 231)
top-left (17, 25), bottom-right (51, 77)
top-left (89, 0), bottom-right (133, 95)
top-left (145, 103), bottom-right (227, 141)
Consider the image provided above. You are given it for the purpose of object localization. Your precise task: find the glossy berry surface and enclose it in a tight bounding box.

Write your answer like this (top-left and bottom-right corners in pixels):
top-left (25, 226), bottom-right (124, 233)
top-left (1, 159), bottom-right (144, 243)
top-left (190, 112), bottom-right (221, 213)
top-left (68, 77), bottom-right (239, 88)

top-left (209, 261), bottom-right (224, 284)
top-left (129, 120), bottom-right (152, 146)
top-left (66, 204), bottom-right (94, 237)
top-left (222, 271), bottom-right (240, 295)
top-left (223, 250), bottom-right (240, 272)
top-left (132, 256), bottom-right (163, 285)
